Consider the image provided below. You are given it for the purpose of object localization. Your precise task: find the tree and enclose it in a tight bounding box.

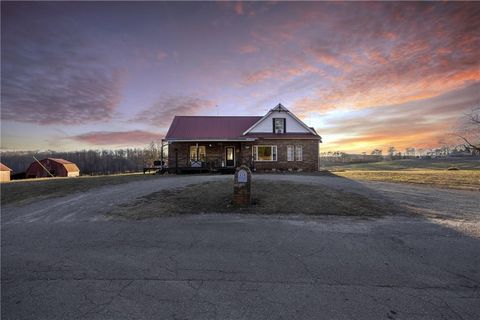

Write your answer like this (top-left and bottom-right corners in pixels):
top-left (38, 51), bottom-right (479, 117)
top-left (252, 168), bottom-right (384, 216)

top-left (371, 149), bottom-right (382, 156)
top-left (458, 107), bottom-right (480, 155)
top-left (144, 141), bottom-right (160, 167)
top-left (387, 146), bottom-right (397, 158)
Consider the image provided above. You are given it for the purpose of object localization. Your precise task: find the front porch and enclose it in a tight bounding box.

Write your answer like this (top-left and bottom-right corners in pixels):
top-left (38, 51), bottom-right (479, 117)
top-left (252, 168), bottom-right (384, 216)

top-left (167, 141), bottom-right (254, 174)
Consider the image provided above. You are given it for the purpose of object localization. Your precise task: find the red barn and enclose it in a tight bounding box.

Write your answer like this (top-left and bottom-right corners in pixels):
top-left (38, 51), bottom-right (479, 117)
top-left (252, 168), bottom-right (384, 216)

top-left (26, 158), bottom-right (80, 178)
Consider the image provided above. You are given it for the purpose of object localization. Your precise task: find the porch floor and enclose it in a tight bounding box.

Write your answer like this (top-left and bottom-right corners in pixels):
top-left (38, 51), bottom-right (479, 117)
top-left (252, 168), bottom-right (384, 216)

top-left (167, 167), bottom-right (236, 174)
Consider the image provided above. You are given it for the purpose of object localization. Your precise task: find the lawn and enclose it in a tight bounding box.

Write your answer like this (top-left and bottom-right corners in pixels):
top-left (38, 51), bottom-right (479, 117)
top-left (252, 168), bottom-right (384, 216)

top-left (109, 180), bottom-right (392, 220)
top-left (1, 173), bottom-right (159, 206)
top-left (333, 170), bottom-right (480, 191)
top-left (322, 159), bottom-right (480, 171)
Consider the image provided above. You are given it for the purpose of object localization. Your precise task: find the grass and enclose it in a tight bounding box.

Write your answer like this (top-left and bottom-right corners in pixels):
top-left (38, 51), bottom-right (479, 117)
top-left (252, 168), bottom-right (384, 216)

top-left (109, 180), bottom-right (392, 220)
top-left (322, 159), bottom-right (480, 171)
top-left (333, 170), bottom-right (480, 191)
top-left (1, 173), bottom-right (159, 206)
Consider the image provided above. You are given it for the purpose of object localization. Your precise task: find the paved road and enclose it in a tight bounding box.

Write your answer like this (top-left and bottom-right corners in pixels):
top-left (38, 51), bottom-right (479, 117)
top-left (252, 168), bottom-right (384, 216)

top-left (2, 175), bottom-right (480, 319)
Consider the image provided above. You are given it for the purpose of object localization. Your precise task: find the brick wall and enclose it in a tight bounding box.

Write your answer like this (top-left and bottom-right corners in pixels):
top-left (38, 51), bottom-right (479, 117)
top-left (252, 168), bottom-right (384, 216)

top-left (168, 139), bottom-right (319, 171)
top-left (241, 139), bottom-right (319, 172)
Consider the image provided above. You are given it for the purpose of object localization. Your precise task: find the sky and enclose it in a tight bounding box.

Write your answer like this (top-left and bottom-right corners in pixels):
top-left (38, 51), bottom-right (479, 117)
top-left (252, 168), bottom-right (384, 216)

top-left (1, 1), bottom-right (479, 153)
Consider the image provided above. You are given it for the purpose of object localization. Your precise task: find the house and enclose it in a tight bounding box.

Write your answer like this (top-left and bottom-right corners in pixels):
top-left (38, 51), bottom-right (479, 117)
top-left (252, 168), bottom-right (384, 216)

top-left (164, 104), bottom-right (322, 172)
top-left (25, 158), bottom-right (80, 178)
top-left (0, 163), bottom-right (13, 182)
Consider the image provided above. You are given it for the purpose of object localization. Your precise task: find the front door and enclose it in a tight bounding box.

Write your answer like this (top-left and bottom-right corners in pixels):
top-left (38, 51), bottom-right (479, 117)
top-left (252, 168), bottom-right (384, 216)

top-left (225, 147), bottom-right (235, 167)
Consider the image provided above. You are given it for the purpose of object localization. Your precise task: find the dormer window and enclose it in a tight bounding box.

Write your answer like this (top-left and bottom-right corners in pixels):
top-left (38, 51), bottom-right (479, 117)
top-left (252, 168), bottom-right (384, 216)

top-left (273, 118), bottom-right (286, 134)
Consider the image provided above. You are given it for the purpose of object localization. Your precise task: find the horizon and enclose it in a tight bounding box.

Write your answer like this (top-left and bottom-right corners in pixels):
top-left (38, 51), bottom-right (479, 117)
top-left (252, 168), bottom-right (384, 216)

top-left (1, 2), bottom-right (479, 153)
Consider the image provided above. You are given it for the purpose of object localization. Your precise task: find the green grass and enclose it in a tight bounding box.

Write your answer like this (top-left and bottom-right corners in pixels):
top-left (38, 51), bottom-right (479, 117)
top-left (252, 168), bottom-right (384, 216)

top-left (1, 173), bottom-right (159, 206)
top-left (334, 170), bottom-right (480, 191)
top-left (109, 180), bottom-right (392, 220)
top-left (322, 159), bottom-right (480, 171)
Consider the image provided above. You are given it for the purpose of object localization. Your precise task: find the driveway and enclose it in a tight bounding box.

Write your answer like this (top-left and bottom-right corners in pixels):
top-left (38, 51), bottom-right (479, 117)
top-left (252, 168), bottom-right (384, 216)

top-left (2, 174), bottom-right (479, 319)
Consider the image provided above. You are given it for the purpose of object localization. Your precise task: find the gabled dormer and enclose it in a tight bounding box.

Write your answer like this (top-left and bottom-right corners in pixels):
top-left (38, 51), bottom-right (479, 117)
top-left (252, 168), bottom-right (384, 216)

top-left (243, 103), bottom-right (317, 136)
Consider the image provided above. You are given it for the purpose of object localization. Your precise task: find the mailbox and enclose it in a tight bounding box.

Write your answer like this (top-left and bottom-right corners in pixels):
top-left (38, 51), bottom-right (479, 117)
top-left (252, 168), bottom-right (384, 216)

top-left (233, 165), bottom-right (251, 206)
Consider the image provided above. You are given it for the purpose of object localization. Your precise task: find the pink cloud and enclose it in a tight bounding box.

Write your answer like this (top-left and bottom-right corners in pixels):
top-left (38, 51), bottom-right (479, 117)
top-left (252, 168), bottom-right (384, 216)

top-left (234, 2), bottom-right (244, 15)
top-left (242, 69), bottom-right (275, 85)
top-left (156, 50), bottom-right (168, 62)
top-left (71, 130), bottom-right (164, 146)
top-left (239, 43), bottom-right (258, 54)
top-left (133, 96), bottom-right (216, 127)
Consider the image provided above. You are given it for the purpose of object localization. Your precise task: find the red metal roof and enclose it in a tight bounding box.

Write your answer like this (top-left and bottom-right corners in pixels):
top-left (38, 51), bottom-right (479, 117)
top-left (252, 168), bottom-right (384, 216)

top-left (48, 158), bottom-right (75, 165)
top-left (0, 163), bottom-right (12, 171)
top-left (165, 116), bottom-right (262, 140)
top-left (245, 133), bottom-right (321, 140)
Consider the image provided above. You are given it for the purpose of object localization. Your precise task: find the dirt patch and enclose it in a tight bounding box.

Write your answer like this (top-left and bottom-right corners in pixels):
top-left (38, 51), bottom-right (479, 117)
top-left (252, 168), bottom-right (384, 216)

top-left (109, 180), bottom-right (392, 220)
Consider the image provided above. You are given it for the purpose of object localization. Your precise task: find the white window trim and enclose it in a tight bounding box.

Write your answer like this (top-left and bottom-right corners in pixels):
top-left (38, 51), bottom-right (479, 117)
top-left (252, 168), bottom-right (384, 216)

top-left (253, 145), bottom-right (277, 162)
top-left (273, 118), bottom-right (285, 134)
top-left (295, 145), bottom-right (303, 161)
top-left (287, 145), bottom-right (294, 162)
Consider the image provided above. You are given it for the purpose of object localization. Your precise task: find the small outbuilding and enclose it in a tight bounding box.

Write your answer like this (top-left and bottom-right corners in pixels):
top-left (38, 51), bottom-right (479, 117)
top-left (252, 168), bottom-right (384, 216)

top-left (25, 158), bottom-right (80, 178)
top-left (0, 163), bottom-right (13, 183)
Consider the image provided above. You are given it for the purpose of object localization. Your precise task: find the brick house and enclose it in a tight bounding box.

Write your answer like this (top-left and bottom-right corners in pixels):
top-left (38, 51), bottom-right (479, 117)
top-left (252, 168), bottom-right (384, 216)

top-left (164, 104), bottom-right (322, 172)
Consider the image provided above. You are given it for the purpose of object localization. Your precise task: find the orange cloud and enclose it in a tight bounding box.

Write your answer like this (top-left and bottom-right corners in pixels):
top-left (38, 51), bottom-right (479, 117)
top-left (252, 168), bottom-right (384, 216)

top-left (317, 83), bottom-right (479, 153)
top-left (242, 69), bottom-right (275, 85)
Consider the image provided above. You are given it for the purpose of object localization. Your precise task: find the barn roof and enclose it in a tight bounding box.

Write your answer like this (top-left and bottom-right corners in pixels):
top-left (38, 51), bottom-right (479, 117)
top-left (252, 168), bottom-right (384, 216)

top-left (165, 116), bottom-right (262, 141)
top-left (48, 158), bottom-right (75, 165)
top-left (0, 163), bottom-right (12, 171)
top-left (46, 158), bottom-right (80, 172)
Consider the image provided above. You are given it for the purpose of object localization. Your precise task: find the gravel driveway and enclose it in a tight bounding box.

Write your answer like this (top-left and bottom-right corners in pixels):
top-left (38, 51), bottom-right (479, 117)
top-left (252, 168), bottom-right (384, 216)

top-left (2, 174), bottom-right (479, 319)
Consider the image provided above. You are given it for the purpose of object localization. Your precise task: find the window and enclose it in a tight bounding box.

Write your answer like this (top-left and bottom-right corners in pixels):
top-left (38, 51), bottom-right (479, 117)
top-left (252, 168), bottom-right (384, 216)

top-left (295, 145), bottom-right (303, 161)
top-left (189, 145), bottom-right (206, 162)
top-left (253, 146), bottom-right (277, 161)
top-left (273, 118), bottom-right (285, 133)
top-left (287, 145), bottom-right (294, 161)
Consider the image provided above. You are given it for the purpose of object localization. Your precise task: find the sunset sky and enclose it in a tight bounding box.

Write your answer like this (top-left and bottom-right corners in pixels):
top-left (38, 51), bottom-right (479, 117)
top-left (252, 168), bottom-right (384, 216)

top-left (1, 1), bottom-right (479, 153)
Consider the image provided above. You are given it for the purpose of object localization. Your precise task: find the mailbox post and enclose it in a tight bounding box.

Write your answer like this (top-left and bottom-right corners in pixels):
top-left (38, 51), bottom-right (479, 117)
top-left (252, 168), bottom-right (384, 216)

top-left (233, 165), bottom-right (251, 206)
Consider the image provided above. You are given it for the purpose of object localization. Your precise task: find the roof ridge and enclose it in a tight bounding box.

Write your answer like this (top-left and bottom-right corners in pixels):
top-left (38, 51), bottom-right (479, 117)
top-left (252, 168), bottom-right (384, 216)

top-left (174, 115), bottom-right (262, 118)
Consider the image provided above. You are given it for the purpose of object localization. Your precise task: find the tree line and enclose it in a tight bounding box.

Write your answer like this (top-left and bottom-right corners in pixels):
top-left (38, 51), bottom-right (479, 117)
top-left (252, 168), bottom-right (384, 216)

top-left (1, 144), bottom-right (165, 175)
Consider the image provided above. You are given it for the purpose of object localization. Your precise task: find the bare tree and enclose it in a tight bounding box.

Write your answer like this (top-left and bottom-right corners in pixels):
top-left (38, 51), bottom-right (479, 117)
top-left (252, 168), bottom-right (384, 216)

top-left (458, 107), bottom-right (480, 155)
top-left (143, 141), bottom-right (160, 167)
top-left (387, 146), bottom-right (397, 158)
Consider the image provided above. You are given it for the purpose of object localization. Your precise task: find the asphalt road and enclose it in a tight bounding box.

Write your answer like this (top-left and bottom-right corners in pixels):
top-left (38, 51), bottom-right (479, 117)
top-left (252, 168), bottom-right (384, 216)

top-left (2, 175), bottom-right (479, 319)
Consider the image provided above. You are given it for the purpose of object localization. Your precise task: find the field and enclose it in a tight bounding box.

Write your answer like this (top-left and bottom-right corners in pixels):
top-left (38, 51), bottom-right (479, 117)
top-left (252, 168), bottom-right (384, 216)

top-left (322, 159), bottom-right (480, 191)
top-left (0, 173), bottom-right (157, 206)
top-left (333, 170), bottom-right (480, 191)
top-left (322, 158), bottom-right (480, 171)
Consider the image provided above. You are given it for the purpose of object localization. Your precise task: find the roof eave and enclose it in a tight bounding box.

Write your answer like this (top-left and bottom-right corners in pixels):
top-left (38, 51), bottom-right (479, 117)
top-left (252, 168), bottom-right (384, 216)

top-left (165, 138), bottom-right (258, 142)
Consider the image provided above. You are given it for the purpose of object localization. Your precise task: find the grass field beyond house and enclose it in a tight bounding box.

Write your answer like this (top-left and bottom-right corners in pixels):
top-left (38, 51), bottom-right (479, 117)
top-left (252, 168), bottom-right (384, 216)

top-left (322, 159), bottom-right (480, 171)
top-left (333, 170), bottom-right (480, 191)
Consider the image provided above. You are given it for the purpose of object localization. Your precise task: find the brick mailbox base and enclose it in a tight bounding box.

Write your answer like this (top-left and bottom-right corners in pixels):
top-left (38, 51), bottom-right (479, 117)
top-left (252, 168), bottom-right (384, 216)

top-left (233, 165), bottom-right (252, 206)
